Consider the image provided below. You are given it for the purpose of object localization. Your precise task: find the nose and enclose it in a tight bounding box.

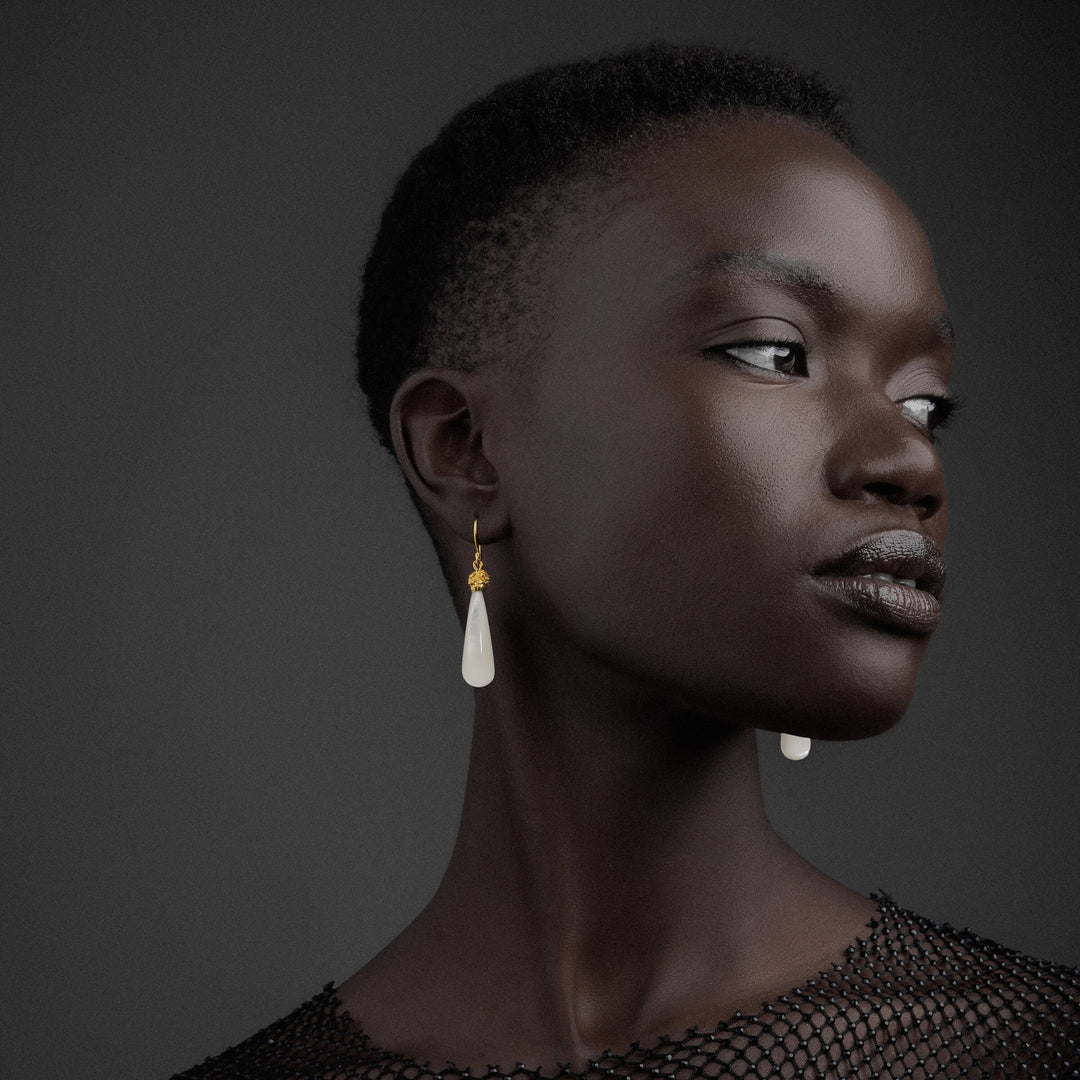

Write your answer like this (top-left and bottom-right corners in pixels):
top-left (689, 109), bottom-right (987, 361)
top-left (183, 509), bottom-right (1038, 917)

top-left (825, 400), bottom-right (946, 521)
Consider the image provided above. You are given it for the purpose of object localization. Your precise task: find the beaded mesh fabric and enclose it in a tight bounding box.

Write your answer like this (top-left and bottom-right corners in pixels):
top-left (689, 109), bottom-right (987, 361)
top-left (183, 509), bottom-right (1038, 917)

top-left (174, 897), bottom-right (1080, 1079)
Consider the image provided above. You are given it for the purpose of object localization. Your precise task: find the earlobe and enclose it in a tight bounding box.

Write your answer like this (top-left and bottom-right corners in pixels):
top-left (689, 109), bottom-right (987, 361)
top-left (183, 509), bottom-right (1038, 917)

top-left (389, 370), bottom-right (505, 539)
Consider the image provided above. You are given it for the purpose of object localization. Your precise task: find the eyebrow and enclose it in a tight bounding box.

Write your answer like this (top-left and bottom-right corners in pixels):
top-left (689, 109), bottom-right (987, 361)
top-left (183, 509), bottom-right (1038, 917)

top-left (671, 250), bottom-right (955, 345)
top-left (676, 250), bottom-right (840, 298)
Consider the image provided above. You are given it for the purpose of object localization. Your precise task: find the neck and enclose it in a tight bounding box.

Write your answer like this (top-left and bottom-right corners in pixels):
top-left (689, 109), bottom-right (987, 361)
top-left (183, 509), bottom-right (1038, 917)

top-left (445, 677), bottom-right (782, 948)
top-left (341, 646), bottom-right (875, 1070)
top-left (419, 659), bottom-right (855, 1063)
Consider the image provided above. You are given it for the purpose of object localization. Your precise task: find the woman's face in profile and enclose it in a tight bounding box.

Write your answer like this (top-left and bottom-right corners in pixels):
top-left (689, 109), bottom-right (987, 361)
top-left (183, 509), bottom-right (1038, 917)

top-left (493, 116), bottom-right (953, 737)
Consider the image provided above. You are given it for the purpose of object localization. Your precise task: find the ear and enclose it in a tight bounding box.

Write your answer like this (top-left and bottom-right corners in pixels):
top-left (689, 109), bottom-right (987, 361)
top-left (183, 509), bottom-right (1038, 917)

top-left (389, 368), bottom-right (509, 544)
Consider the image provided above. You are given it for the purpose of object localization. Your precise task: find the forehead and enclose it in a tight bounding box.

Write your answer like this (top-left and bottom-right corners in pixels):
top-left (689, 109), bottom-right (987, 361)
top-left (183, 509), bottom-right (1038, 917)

top-left (532, 116), bottom-right (947, 356)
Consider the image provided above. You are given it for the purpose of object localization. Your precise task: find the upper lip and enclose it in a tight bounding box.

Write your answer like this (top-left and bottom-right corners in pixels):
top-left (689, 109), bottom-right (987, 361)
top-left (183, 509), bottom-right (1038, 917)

top-left (815, 530), bottom-right (947, 600)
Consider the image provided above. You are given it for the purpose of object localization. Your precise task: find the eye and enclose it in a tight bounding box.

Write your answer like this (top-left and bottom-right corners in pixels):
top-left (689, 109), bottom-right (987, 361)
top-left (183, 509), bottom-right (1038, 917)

top-left (713, 341), bottom-right (805, 375)
top-left (900, 394), bottom-right (961, 435)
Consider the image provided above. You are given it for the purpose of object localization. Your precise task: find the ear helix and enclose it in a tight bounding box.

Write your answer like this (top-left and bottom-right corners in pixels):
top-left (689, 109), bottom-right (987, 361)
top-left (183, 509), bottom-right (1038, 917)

top-left (461, 517), bottom-right (495, 687)
top-left (781, 733), bottom-right (811, 761)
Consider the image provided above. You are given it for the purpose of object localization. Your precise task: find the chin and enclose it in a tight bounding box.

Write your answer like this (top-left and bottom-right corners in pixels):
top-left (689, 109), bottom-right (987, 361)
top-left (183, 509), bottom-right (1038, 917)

top-left (752, 661), bottom-right (921, 742)
top-left (801, 696), bottom-right (911, 742)
top-left (620, 612), bottom-right (932, 742)
top-left (803, 621), bottom-right (933, 738)
top-left (683, 633), bottom-right (927, 742)
top-left (661, 672), bottom-right (916, 746)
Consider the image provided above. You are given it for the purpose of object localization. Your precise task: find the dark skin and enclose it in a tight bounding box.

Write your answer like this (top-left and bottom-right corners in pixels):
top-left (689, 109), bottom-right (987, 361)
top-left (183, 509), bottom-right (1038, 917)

top-left (338, 116), bottom-right (953, 1071)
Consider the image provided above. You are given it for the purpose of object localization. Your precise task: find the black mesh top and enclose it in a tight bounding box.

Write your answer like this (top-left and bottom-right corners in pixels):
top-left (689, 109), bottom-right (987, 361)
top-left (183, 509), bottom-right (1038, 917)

top-left (174, 897), bottom-right (1080, 1079)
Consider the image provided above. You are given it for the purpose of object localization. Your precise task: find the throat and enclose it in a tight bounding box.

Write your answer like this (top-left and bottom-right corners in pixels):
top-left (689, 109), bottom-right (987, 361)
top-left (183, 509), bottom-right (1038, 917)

top-left (336, 702), bottom-right (875, 1073)
top-left (335, 880), bottom-right (880, 1075)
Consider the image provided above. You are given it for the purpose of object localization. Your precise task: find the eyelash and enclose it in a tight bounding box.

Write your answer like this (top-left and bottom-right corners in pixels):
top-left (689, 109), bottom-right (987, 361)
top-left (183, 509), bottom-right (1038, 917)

top-left (709, 339), bottom-right (806, 376)
top-left (904, 393), bottom-right (964, 438)
top-left (708, 339), bottom-right (963, 436)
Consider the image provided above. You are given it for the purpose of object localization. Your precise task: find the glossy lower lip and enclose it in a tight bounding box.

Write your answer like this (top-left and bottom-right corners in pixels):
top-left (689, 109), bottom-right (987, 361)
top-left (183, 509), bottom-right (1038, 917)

top-left (812, 574), bottom-right (943, 634)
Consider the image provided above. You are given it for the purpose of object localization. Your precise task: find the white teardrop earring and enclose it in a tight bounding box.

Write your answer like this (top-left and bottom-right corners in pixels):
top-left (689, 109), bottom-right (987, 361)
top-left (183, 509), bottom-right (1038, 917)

top-left (461, 517), bottom-right (494, 687)
top-left (781, 733), bottom-right (811, 760)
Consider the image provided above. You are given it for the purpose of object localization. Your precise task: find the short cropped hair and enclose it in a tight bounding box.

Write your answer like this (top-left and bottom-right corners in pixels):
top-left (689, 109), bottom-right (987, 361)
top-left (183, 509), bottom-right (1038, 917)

top-left (356, 42), bottom-right (853, 453)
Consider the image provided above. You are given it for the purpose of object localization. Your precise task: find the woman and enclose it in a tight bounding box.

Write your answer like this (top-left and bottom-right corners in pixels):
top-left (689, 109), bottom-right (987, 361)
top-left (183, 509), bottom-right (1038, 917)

top-left (176, 43), bottom-right (1079, 1078)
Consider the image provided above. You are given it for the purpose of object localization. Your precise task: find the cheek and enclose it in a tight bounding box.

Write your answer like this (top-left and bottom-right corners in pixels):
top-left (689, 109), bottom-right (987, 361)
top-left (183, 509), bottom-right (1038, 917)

top-left (500, 363), bottom-right (821, 674)
top-left (692, 390), bottom-right (818, 544)
top-left (659, 363), bottom-right (828, 572)
top-left (496, 366), bottom-right (927, 733)
top-left (502, 367), bottom-right (684, 612)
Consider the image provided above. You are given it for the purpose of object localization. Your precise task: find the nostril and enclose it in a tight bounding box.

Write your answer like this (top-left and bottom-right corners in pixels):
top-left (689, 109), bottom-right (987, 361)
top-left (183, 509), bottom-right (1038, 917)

top-left (863, 481), bottom-right (905, 502)
top-left (827, 412), bottom-right (947, 515)
top-left (914, 492), bottom-right (940, 519)
top-left (863, 481), bottom-right (939, 518)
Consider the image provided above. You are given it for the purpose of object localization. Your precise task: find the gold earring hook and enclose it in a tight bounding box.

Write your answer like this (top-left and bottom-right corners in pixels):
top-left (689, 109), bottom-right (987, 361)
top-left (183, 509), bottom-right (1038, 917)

top-left (469, 516), bottom-right (490, 592)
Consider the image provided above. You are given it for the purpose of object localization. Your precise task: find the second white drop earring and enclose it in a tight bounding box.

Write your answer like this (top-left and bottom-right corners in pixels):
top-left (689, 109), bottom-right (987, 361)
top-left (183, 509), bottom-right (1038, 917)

top-left (780, 733), bottom-right (811, 760)
top-left (461, 517), bottom-right (494, 687)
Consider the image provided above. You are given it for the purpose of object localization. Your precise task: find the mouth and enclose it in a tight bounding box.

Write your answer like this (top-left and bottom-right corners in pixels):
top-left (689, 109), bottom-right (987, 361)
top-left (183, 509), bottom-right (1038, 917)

top-left (813, 530), bottom-right (947, 634)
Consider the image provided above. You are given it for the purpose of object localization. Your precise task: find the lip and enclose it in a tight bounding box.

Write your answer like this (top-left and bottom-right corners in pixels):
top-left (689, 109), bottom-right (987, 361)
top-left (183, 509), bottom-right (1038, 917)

top-left (813, 530), bottom-right (947, 634)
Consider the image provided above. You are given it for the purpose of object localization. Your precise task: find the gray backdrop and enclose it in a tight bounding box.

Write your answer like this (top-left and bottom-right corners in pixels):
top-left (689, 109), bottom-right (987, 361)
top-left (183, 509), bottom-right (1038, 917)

top-left (3, 2), bottom-right (1079, 1078)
